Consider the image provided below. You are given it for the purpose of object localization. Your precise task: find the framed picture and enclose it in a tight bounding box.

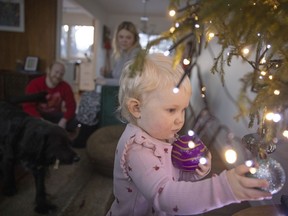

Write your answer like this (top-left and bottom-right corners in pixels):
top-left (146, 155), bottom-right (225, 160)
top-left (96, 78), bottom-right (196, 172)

top-left (0, 0), bottom-right (25, 32)
top-left (24, 56), bottom-right (38, 71)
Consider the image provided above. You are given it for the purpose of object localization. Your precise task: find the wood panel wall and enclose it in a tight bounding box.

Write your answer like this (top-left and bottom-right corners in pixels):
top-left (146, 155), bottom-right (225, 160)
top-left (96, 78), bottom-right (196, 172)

top-left (0, 0), bottom-right (58, 73)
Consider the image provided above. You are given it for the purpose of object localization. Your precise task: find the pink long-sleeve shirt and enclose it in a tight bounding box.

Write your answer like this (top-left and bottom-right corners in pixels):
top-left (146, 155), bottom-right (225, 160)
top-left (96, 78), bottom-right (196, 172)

top-left (106, 123), bottom-right (239, 216)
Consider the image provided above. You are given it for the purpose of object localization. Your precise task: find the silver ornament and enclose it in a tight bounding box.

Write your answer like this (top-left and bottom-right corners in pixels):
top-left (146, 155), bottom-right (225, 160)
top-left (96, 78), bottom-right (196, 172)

top-left (242, 133), bottom-right (277, 155)
top-left (247, 157), bottom-right (286, 194)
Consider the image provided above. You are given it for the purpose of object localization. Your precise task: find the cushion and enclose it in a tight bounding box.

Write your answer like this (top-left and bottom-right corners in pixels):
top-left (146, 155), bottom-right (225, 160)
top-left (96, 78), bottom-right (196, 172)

top-left (86, 124), bottom-right (126, 177)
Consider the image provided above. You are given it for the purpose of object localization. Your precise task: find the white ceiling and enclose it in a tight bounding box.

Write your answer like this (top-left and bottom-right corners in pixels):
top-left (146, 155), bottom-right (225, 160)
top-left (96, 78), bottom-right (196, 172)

top-left (63, 0), bottom-right (170, 17)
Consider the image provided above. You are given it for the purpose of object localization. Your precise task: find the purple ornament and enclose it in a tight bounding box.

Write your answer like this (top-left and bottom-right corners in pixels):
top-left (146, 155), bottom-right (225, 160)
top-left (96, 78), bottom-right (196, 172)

top-left (172, 134), bottom-right (208, 171)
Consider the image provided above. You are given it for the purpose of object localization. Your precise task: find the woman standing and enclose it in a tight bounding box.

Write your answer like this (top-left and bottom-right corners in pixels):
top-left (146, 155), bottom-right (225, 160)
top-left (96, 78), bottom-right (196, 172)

top-left (75, 21), bottom-right (142, 147)
top-left (101, 21), bottom-right (142, 80)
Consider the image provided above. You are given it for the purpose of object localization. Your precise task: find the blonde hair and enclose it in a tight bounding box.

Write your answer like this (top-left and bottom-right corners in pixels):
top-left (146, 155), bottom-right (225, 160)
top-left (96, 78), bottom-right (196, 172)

top-left (118, 53), bottom-right (192, 124)
top-left (112, 21), bottom-right (141, 60)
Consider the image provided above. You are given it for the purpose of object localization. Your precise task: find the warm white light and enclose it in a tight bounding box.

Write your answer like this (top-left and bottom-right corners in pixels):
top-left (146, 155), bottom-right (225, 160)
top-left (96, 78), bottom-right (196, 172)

top-left (208, 32), bottom-right (215, 40)
top-left (260, 71), bottom-right (267, 76)
top-left (265, 112), bottom-right (274, 121)
top-left (257, 33), bottom-right (261, 37)
top-left (260, 57), bottom-right (266, 64)
top-left (225, 149), bottom-right (237, 164)
top-left (188, 130), bottom-right (195, 136)
top-left (201, 87), bottom-right (206, 91)
top-left (249, 167), bottom-right (257, 174)
top-left (199, 157), bottom-right (207, 165)
top-left (169, 27), bottom-right (176, 33)
top-left (164, 51), bottom-right (170, 56)
top-left (267, 44), bottom-right (271, 49)
top-left (245, 160), bottom-right (254, 167)
top-left (264, 112), bottom-right (281, 122)
top-left (274, 89), bottom-right (280, 95)
top-left (195, 24), bottom-right (200, 28)
top-left (173, 87), bottom-right (179, 94)
top-left (273, 113), bottom-right (281, 122)
top-left (169, 9), bottom-right (176, 17)
top-left (183, 58), bottom-right (190, 65)
top-left (242, 48), bottom-right (249, 55)
top-left (283, 130), bottom-right (288, 138)
top-left (188, 141), bottom-right (195, 148)
top-left (269, 75), bottom-right (273, 80)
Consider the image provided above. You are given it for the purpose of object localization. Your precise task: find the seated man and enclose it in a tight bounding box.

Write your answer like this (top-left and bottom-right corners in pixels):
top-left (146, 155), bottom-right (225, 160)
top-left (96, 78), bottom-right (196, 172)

top-left (22, 61), bottom-right (80, 135)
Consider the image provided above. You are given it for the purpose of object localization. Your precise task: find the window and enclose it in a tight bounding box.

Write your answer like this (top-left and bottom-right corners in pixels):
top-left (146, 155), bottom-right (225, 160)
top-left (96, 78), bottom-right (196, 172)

top-left (61, 25), bottom-right (94, 60)
top-left (139, 33), bottom-right (173, 54)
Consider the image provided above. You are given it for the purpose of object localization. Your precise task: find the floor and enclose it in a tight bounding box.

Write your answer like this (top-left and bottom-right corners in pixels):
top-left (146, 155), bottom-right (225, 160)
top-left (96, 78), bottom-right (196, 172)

top-left (0, 148), bottom-right (114, 216)
top-left (0, 144), bottom-right (250, 216)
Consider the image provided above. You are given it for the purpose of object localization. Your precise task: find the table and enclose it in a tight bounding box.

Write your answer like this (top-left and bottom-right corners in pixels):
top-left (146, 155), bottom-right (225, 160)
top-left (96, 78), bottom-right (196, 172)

top-left (232, 204), bottom-right (287, 216)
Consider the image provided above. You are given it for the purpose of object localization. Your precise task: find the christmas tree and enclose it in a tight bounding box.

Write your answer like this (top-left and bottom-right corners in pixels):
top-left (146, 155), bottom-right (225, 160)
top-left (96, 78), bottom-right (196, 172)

top-left (134, 0), bottom-right (288, 159)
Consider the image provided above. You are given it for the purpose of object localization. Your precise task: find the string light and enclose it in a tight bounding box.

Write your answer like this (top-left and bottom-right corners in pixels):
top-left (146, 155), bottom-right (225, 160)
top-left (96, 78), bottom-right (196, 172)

top-left (188, 130), bottom-right (195, 136)
top-left (245, 160), bottom-right (258, 174)
top-left (169, 9), bottom-right (176, 17)
top-left (208, 32), bottom-right (215, 41)
top-left (188, 140), bottom-right (195, 148)
top-left (159, 0), bottom-right (288, 160)
top-left (245, 160), bottom-right (254, 167)
top-left (199, 157), bottom-right (207, 165)
top-left (169, 26), bottom-right (176, 33)
top-left (183, 58), bottom-right (190, 65)
top-left (242, 48), bottom-right (250, 55)
top-left (225, 148), bottom-right (237, 164)
top-left (164, 51), bottom-right (170, 56)
top-left (283, 130), bottom-right (288, 138)
top-left (173, 87), bottom-right (179, 94)
top-left (260, 57), bottom-right (266, 64)
top-left (249, 167), bottom-right (257, 174)
top-left (266, 112), bottom-right (274, 120)
top-left (274, 89), bottom-right (280, 95)
top-left (265, 112), bottom-right (281, 122)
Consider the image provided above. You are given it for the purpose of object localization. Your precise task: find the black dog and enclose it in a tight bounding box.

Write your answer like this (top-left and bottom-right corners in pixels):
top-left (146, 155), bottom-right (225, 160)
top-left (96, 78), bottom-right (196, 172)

top-left (0, 101), bottom-right (80, 214)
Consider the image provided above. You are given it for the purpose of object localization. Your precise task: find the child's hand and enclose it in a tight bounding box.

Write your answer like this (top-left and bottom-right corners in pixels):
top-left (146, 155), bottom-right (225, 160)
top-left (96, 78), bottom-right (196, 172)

top-left (226, 164), bottom-right (272, 201)
top-left (195, 151), bottom-right (212, 177)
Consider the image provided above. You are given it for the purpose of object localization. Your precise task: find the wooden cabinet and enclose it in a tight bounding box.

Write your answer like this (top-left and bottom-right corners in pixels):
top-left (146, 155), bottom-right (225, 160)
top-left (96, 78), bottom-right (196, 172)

top-left (0, 70), bottom-right (42, 101)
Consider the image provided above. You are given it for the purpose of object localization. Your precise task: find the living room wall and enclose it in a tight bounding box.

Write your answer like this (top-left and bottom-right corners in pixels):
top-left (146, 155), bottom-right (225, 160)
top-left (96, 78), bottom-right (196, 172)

top-left (0, 0), bottom-right (58, 73)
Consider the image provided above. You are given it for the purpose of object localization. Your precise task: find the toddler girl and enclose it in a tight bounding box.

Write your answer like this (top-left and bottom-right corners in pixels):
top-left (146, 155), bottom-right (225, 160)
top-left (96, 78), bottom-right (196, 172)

top-left (106, 53), bottom-right (271, 216)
